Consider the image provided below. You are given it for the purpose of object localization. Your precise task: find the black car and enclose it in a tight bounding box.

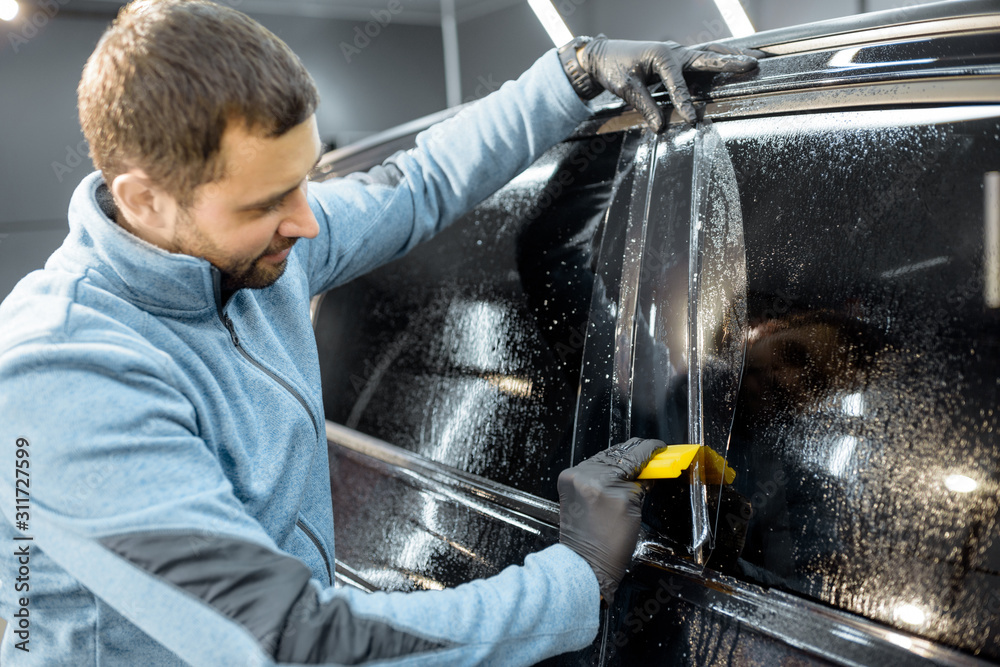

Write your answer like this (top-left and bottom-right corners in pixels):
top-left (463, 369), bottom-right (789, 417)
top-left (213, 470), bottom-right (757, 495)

top-left (311, 1), bottom-right (1000, 664)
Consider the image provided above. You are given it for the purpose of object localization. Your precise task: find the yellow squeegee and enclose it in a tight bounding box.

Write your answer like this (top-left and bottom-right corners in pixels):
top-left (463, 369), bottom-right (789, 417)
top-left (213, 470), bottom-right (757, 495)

top-left (638, 444), bottom-right (736, 484)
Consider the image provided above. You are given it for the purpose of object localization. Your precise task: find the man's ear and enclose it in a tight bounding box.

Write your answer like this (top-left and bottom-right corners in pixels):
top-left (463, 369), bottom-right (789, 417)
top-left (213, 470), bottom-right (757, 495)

top-left (110, 169), bottom-right (180, 249)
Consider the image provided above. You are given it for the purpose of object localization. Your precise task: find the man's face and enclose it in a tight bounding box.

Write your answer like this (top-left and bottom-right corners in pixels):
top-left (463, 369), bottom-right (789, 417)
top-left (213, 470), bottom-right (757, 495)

top-left (173, 114), bottom-right (323, 293)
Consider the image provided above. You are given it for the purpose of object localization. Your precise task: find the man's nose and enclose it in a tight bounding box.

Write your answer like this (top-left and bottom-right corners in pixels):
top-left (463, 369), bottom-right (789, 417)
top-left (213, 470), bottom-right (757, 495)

top-left (278, 182), bottom-right (319, 239)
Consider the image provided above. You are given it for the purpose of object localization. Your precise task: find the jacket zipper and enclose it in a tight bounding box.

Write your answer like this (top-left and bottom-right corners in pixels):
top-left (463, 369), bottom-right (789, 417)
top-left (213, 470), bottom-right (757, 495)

top-left (219, 314), bottom-right (319, 437)
top-left (297, 519), bottom-right (333, 584)
top-left (212, 270), bottom-right (331, 582)
top-left (223, 314), bottom-right (314, 428)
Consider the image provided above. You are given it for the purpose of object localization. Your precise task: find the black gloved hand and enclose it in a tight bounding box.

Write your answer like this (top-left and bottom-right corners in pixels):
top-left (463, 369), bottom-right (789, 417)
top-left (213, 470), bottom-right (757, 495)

top-left (572, 36), bottom-right (762, 131)
top-left (557, 437), bottom-right (667, 605)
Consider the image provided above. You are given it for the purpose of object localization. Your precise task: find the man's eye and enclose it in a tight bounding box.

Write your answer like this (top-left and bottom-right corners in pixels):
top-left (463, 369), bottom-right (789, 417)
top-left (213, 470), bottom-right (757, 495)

top-left (260, 201), bottom-right (282, 215)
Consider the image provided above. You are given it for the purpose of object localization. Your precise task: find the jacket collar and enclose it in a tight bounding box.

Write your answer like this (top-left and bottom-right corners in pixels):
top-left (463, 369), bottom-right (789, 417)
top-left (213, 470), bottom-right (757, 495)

top-left (59, 171), bottom-right (226, 316)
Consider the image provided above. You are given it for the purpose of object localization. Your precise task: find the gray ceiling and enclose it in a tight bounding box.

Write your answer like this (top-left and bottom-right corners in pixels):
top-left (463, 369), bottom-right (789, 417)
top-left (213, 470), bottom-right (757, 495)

top-left (24, 0), bottom-right (526, 24)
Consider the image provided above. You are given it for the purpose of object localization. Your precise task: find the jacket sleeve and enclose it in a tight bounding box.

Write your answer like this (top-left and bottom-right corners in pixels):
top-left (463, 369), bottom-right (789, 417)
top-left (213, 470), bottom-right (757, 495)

top-left (303, 48), bottom-right (595, 296)
top-left (0, 335), bottom-right (600, 666)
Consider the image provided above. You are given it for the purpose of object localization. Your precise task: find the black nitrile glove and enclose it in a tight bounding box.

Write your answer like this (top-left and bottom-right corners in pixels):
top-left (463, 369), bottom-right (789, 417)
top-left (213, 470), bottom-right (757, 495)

top-left (572, 36), bottom-right (762, 131)
top-left (557, 437), bottom-right (667, 605)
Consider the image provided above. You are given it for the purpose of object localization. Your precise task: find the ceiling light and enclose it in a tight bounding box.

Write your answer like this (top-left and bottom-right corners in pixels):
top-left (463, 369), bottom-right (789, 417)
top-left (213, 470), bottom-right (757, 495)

top-left (526, 0), bottom-right (573, 47)
top-left (0, 0), bottom-right (20, 22)
top-left (713, 0), bottom-right (755, 38)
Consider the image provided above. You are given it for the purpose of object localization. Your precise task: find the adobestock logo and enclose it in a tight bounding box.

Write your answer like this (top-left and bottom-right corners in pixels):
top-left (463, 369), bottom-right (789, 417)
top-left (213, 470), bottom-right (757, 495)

top-left (5, 0), bottom-right (68, 54)
top-left (340, 0), bottom-right (404, 63)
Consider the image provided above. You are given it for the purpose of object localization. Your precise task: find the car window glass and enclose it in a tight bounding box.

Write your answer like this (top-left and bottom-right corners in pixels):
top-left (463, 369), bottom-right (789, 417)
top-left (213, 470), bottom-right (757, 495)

top-left (317, 133), bottom-right (627, 501)
top-left (699, 107), bottom-right (1000, 658)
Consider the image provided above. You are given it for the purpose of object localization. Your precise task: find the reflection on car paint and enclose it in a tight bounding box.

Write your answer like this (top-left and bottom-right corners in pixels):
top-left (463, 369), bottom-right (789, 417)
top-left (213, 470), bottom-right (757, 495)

top-left (827, 46), bottom-right (937, 70)
top-left (329, 443), bottom-right (555, 592)
top-left (684, 32), bottom-right (1000, 103)
top-left (986, 171), bottom-right (1000, 308)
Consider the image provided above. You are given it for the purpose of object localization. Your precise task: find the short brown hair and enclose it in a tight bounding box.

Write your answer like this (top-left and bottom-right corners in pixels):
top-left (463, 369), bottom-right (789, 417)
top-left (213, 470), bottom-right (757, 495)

top-left (78, 0), bottom-right (319, 206)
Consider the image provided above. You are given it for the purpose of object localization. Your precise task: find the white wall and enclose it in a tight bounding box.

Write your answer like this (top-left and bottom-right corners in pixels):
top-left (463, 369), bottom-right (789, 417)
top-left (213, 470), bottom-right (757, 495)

top-left (260, 13), bottom-right (447, 147)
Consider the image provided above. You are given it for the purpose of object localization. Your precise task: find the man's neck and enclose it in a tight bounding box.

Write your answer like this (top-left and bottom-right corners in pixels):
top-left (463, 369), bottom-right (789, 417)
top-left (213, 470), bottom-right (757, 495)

top-left (99, 182), bottom-right (239, 309)
top-left (221, 286), bottom-right (237, 309)
top-left (97, 182), bottom-right (179, 251)
top-left (95, 182), bottom-right (121, 225)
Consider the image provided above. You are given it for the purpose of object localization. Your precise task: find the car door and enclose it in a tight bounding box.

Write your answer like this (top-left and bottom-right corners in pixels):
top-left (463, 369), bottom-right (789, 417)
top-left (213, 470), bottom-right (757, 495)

top-left (600, 24), bottom-right (1000, 667)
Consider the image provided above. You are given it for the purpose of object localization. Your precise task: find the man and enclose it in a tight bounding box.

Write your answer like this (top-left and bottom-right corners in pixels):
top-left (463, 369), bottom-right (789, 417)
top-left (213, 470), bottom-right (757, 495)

top-left (0, 1), bottom-right (759, 664)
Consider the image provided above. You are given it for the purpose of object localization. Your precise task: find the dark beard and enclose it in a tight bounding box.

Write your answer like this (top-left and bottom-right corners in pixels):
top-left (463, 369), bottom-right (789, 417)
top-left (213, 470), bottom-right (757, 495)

top-left (219, 241), bottom-right (294, 296)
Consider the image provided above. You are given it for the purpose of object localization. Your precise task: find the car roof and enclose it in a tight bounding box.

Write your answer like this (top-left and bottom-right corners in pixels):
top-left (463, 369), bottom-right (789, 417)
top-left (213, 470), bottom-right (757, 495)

top-left (716, 0), bottom-right (999, 54)
top-left (315, 0), bottom-right (1000, 177)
